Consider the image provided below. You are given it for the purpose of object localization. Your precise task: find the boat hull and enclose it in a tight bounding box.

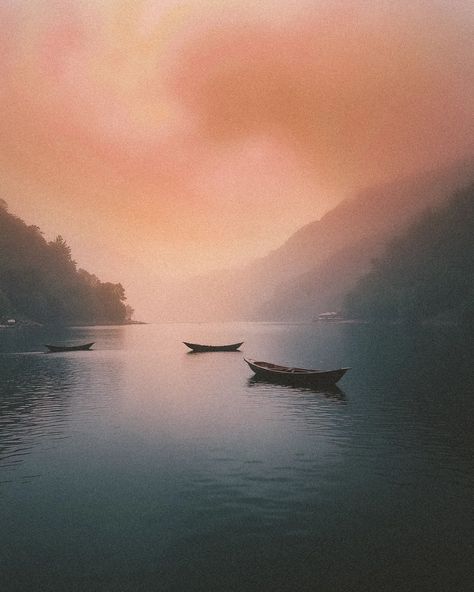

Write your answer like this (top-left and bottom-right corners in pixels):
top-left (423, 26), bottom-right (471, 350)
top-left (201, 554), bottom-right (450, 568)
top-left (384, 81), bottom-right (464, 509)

top-left (244, 358), bottom-right (349, 385)
top-left (183, 342), bottom-right (243, 352)
top-left (45, 342), bottom-right (95, 353)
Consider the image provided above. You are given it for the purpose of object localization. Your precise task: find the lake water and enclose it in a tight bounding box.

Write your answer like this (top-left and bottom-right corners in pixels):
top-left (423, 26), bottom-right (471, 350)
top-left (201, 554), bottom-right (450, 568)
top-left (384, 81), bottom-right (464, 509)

top-left (1, 322), bottom-right (473, 591)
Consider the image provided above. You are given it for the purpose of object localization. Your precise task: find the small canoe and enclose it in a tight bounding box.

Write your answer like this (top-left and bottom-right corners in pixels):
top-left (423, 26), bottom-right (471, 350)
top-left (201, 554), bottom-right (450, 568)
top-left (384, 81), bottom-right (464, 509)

top-left (183, 341), bottom-right (243, 352)
top-left (45, 342), bottom-right (95, 353)
top-left (244, 358), bottom-right (350, 385)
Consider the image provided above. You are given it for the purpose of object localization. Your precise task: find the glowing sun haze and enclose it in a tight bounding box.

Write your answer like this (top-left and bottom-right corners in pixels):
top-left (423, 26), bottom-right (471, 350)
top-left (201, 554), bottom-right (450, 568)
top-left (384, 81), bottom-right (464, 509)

top-left (1, 0), bottom-right (473, 316)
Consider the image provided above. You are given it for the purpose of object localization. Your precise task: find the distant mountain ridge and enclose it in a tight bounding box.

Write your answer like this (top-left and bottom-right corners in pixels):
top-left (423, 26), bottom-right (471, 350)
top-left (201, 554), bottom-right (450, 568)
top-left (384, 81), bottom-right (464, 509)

top-left (258, 157), bottom-right (474, 320)
top-left (157, 157), bottom-right (474, 321)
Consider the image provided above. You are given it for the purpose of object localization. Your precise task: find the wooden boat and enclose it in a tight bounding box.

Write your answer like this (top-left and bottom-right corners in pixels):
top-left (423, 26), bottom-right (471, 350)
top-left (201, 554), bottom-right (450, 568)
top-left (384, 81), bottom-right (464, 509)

top-left (45, 342), bottom-right (95, 353)
top-left (183, 341), bottom-right (243, 352)
top-left (244, 358), bottom-right (350, 385)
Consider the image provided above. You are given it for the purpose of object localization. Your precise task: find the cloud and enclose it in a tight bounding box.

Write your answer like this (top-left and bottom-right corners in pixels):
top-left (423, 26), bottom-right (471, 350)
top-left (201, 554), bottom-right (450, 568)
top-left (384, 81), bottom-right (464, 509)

top-left (168, 0), bottom-right (474, 191)
top-left (2, 1), bottom-right (473, 199)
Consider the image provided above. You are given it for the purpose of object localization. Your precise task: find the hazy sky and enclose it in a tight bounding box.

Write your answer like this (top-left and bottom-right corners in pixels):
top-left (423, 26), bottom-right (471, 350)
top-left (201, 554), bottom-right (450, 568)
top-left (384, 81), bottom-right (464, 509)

top-left (1, 1), bottom-right (473, 316)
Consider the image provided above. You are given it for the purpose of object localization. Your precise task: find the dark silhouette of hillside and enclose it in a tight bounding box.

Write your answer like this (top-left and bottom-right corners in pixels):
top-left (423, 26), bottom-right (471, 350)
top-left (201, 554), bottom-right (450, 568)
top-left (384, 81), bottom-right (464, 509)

top-left (256, 158), bottom-right (474, 320)
top-left (0, 201), bottom-right (132, 325)
top-left (344, 184), bottom-right (474, 325)
top-left (156, 158), bottom-right (474, 321)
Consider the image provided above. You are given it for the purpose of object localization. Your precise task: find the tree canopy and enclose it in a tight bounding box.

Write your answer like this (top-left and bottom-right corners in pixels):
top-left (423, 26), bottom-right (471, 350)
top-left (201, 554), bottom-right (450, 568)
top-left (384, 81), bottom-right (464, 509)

top-left (345, 183), bottom-right (474, 326)
top-left (0, 204), bottom-right (130, 324)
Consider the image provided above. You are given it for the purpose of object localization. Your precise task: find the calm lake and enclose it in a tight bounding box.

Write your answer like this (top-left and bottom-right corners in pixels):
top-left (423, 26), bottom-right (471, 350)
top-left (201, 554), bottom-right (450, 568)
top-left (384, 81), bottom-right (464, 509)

top-left (1, 322), bottom-right (473, 592)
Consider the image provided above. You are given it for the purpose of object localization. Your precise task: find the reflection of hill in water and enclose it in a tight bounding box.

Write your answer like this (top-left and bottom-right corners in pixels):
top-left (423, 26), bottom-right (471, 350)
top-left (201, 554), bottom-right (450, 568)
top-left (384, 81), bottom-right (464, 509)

top-left (340, 324), bottom-right (474, 457)
top-left (0, 352), bottom-right (122, 474)
top-left (0, 324), bottom-right (127, 354)
top-left (0, 355), bottom-right (75, 473)
top-left (342, 323), bottom-right (474, 389)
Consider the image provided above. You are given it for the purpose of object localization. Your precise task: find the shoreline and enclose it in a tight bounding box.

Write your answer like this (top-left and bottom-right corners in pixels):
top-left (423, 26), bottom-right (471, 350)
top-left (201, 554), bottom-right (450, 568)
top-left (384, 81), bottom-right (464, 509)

top-left (0, 320), bottom-right (147, 329)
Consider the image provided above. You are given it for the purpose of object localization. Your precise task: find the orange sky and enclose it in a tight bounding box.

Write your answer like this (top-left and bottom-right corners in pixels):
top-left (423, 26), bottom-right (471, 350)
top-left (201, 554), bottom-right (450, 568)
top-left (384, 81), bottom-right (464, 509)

top-left (1, 1), bottom-right (473, 317)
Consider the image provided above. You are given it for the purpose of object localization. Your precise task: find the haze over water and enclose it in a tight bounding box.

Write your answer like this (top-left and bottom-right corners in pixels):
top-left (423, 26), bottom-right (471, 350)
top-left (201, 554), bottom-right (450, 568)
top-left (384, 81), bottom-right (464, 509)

top-left (1, 323), bottom-right (472, 591)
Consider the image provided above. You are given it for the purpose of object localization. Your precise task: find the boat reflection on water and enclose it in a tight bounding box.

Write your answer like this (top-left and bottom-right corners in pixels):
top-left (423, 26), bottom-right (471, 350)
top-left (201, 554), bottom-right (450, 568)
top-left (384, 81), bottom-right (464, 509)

top-left (186, 349), bottom-right (243, 355)
top-left (247, 375), bottom-right (346, 402)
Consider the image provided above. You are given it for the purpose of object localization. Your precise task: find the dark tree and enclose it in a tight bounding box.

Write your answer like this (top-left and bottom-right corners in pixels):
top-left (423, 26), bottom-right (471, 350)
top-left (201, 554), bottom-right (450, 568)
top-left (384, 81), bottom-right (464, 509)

top-left (0, 207), bottom-right (131, 325)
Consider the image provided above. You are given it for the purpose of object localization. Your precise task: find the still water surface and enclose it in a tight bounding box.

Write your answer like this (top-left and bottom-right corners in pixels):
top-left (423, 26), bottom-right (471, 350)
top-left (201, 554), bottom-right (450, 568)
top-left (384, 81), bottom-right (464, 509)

top-left (0, 323), bottom-right (473, 591)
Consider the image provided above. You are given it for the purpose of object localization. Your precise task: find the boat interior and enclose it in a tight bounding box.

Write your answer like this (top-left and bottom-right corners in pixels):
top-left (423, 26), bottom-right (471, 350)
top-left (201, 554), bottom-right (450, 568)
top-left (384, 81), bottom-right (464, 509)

top-left (253, 361), bottom-right (317, 373)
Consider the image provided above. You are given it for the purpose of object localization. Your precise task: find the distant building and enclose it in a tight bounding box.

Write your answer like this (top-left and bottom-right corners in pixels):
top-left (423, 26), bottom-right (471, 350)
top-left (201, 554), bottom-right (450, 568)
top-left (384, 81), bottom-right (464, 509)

top-left (314, 312), bottom-right (343, 322)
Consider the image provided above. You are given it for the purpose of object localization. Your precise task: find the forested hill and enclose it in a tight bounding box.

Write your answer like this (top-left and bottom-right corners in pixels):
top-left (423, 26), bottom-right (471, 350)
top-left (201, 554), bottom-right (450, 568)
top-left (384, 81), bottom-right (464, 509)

top-left (154, 157), bottom-right (473, 322)
top-left (0, 200), bottom-right (132, 325)
top-left (344, 183), bottom-right (474, 326)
